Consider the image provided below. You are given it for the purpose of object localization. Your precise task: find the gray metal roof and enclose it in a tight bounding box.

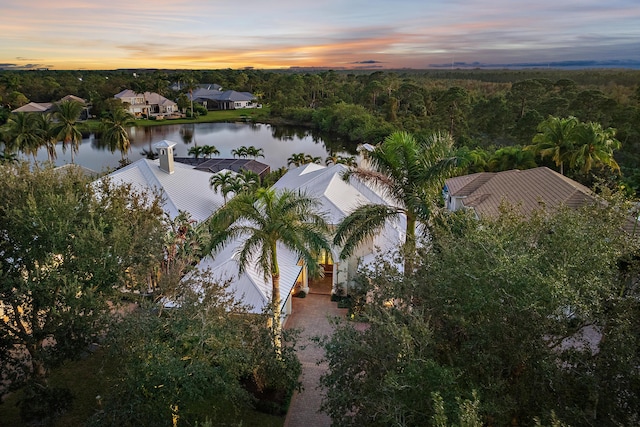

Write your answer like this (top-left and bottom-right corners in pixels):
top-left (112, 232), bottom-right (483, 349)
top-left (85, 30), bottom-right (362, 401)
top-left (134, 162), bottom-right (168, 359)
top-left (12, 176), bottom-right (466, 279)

top-left (105, 157), bottom-right (224, 223)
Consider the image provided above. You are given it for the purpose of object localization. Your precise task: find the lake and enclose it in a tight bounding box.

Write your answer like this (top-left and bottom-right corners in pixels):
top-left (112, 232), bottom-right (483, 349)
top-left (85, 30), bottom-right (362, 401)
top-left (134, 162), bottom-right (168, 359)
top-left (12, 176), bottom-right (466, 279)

top-left (30, 122), bottom-right (356, 173)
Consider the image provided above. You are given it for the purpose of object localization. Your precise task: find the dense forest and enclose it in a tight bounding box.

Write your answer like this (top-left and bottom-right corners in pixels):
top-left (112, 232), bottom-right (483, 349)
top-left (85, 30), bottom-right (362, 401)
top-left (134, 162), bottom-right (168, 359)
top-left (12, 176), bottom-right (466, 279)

top-left (1, 68), bottom-right (639, 190)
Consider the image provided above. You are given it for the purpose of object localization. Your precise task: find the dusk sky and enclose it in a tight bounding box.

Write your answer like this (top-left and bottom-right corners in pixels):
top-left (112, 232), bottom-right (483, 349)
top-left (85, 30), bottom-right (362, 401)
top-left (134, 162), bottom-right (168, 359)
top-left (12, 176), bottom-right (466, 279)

top-left (1, 0), bottom-right (639, 70)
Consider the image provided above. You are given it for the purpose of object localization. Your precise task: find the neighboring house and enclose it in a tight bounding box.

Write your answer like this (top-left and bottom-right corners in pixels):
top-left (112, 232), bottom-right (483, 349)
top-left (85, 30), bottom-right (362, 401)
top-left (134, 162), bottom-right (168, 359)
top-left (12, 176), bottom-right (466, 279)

top-left (189, 86), bottom-right (258, 110)
top-left (114, 89), bottom-right (178, 118)
top-left (444, 167), bottom-right (595, 218)
top-left (11, 95), bottom-right (90, 119)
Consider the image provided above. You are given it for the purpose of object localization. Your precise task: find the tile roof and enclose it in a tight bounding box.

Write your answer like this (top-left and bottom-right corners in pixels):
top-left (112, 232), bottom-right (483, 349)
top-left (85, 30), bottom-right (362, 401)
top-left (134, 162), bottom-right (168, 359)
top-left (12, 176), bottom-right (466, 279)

top-left (175, 157), bottom-right (271, 179)
top-left (445, 167), bottom-right (595, 217)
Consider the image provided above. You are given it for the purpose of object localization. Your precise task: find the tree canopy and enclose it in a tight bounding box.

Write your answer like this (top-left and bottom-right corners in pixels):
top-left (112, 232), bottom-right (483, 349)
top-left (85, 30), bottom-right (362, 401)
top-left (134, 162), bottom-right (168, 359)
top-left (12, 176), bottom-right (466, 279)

top-left (321, 198), bottom-right (640, 426)
top-left (0, 163), bottom-right (165, 416)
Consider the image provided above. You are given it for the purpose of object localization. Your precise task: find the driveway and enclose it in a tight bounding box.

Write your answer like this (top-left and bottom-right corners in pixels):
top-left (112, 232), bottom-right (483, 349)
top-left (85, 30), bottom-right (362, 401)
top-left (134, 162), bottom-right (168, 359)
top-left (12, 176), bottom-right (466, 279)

top-left (283, 292), bottom-right (347, 427)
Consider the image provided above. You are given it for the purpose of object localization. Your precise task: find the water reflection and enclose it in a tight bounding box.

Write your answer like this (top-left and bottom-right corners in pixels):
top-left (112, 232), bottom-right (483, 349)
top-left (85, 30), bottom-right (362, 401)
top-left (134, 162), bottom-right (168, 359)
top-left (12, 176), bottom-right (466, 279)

top-left (30, 122), bottom-right (356, 173)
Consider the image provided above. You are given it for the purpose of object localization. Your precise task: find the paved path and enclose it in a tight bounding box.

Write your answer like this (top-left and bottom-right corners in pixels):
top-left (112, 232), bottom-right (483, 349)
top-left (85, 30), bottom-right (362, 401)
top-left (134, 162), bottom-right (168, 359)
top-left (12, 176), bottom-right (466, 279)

top-left (283, 292), bottom-right (347, 427)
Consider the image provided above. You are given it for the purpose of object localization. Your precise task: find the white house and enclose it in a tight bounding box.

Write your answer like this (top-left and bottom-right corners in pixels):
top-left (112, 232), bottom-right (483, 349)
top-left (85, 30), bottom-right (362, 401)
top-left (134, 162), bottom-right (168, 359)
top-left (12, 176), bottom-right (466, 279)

top-left (271, 162), bottom-right (407, 296)
top-left (105, 141), bottom-right (303, 321)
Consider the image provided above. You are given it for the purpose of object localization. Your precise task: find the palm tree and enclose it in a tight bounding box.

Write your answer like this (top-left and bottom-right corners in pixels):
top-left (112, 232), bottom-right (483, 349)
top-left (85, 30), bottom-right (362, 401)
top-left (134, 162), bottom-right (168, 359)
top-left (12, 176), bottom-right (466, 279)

top-left (35, 113), bottom-right (58, 162)
top-left (244, 146), bottom-right (264, 159)
top-left (287, 153), bottom-right (320, 168)
top-left (5, 112), bottom-right (40, 159)
top-left (304, 154), bottom-right (322, 164)
top-left (487, 146), bottom-right (537, 172)
top-left (237, 169), bottom-right (261, 192)
top-left (333, 131), bottom-right (458, 272)
top-left (525, 116), bottom-right (578, 175)
top-left (569, 121), bottom-right (621, 175)
top-left (287, 153), bottom-right (307, 167)
top-left (101, 107), bottom-right (134, 162)
top-left (207, 188), bottom-right (330, 341)
top-left (201, 145), bottom-right (220, 158)
top-left (188, 145), bottom-right (205, 159)
top-left (231, 146), bottom-right (248, 158)
top-left (209, 171), bottom-right (237, 204)
top-left (52, 100), bottom-right (83, 163)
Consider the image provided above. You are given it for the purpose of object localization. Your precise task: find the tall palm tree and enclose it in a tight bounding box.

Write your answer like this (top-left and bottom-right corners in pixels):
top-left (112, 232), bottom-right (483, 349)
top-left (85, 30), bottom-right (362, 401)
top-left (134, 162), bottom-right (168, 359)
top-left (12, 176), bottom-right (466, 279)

top-left (525, 116), bottom-right (578, 175)
top-left (5, 112), bottom-right (41, 160)
top-left (52, 100), bottom-right (83, 163)
top-left (570, 121), bottom-right (621, 175)
top-left (334, 131), bottom-right (458, 271)
top-left (101, 107), bottom-right (134, 162)
top-left (207, 188), bottom-right (330, 341)
top-left (35, 113), bottom-right (58, 162)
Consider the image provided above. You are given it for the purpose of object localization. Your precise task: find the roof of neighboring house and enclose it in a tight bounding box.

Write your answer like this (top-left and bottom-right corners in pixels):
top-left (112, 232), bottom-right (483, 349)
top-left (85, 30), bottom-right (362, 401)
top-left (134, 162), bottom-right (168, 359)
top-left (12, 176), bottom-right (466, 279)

top-left (445, 167), bottom-right (595, 217)
top-left (114, 90), bottom-right (176, 106)
top-left (12, 102), bottom-right (52, 113)
top-left (59, 94), bottom-right (87, 105)
top-left (197, 83), bottom-right (222, 91)
top-left (105, 156), bottom-right (224, 222)
top-left (175, 157), bottom-right (270, 179)
top-left (191, 88), bottom-right (255, 103)
top-left (194, 241), bottom-right (302, 314)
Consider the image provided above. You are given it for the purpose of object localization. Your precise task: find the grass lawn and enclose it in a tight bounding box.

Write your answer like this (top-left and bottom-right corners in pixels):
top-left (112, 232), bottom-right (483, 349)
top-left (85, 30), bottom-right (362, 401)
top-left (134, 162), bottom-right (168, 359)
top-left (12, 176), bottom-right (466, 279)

top-left (0, 347), bottom-right (285, 427)
top-left (80, 108), bottom-right (272, 134)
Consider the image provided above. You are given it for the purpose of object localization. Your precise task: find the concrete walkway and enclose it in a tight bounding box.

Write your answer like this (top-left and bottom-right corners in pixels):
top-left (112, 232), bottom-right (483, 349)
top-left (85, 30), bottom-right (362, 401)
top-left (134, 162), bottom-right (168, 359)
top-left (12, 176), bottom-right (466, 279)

top-left (283, 291), bottom-right (347, 427)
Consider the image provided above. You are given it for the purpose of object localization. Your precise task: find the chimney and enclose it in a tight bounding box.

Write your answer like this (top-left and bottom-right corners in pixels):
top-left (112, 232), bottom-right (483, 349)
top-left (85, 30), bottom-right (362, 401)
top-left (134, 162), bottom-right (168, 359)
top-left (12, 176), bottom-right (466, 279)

top-left (154, 140), bottom-right (177, 174)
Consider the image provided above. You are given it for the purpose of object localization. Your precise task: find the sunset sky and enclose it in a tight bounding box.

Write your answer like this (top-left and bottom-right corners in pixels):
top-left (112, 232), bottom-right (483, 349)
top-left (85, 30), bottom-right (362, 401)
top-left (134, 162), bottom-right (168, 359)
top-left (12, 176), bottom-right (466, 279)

top-left (1, 0), bottom-right (639, 70)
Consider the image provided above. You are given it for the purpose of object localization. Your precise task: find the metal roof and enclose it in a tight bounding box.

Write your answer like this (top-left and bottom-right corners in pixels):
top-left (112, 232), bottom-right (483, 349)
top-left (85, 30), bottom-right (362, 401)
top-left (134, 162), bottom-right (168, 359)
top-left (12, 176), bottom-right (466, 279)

top-left (195, 239), bottom-right (303, 314)
top-left (106, 158), bottom-right (224, 223)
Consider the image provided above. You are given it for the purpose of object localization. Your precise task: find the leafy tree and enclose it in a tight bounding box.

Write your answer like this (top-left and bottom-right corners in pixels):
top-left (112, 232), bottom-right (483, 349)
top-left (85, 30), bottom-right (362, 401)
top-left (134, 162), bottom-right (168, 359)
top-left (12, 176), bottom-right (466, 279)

top-left (334, 131), bottom-right (458, 271)
top-left (188, 145), bottom-right (204, 159)
top-left (231, 146), bottom-right (247, 158)
top-left (0, 163), bottom-right (165, 419)
top-left (90, 272), bottom-right (301, 427)
top-left (52, 99), bottom-right (83, 163)
top-left (321, 199), bottom-right (640, 426)
top-left (101, 107), bottom-right (134, 162)
top-left (207, 188), bottom-right (331, 342)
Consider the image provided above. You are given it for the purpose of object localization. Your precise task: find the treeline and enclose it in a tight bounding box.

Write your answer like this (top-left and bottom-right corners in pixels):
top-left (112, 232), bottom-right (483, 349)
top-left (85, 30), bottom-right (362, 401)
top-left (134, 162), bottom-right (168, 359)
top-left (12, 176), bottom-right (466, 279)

top-left (1, 68), bottom-right (639, 188)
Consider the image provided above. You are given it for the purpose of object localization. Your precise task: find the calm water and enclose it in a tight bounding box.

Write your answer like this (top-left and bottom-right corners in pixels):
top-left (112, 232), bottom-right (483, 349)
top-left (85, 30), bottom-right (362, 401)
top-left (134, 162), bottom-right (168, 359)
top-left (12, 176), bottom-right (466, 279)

top-left (30, 122), bottom-right (355, 173)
